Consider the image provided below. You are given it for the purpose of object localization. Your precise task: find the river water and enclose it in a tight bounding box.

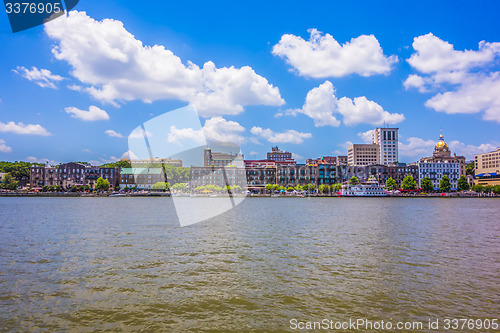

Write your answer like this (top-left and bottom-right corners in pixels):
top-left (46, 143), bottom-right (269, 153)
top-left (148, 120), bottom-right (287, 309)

top-left (0, 197), bottom-right (499, 331)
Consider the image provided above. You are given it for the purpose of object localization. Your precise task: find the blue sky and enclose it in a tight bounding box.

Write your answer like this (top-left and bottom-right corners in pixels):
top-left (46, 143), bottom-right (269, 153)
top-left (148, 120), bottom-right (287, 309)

top-left (0, 0), bottom-right (499, 165)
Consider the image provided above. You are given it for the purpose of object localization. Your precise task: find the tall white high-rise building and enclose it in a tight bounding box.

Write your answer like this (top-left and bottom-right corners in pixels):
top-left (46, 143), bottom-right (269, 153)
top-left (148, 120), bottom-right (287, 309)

top-left (373, 128), bottom-right (399, 165)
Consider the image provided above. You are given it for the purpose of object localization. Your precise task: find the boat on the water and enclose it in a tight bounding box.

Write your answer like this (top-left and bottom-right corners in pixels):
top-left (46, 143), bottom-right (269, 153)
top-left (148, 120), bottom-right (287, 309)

top-left (340, 177), bottom-right (388, 197)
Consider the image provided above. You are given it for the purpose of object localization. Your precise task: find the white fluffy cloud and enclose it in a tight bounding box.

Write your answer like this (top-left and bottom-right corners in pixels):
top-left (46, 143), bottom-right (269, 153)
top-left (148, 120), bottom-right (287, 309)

top-left (448, 141), bottom-right (498, 160)
top-left (250, 127), bottom-right (312, 144)
top-left (357, 129), bottom-right (374, 143)
top-left (403, 74), bottom-right (427, 92)
top-left (168, 117), bottom-right (246, 145)
top-left (286, 81), bottom-right (340, 127)
top-left (45, 11), bottom-right (284, 117)
top-left (65, 106), bottom-right (110, 121)
top-left (105, 130), bottom-right (123, 138)
top-left (405, 33), bottom-right (500, 122)
top-left (286, 81), bottom-right (404, 126)
top-left (26, 156), bottom-right (58, 164)
top-left (0, 121), bottom-right (51, 136)
top-left (202, 117), bottom-right (245, 144)
top-left (398, 137), bottom-right (437, 157)
top-left (0, 139), bottom-right (12, 153)
top-left (167, 127), bottom-right (204, 145)
top-left (272, 29), bottom-right (397, 78)
top-left (408, 33), bottom-right (500, 76)
top-left (399, 136), bottom-right (497, 160)
top-left (13, 66), bottom-right (64, 89)
top-left (425, 73), bottom-right (500, 122)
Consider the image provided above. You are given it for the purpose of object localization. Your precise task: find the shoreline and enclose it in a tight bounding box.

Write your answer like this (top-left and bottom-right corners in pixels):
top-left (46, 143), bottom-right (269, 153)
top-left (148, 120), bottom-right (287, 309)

top-left (0, 192), bottom-right (498, 198)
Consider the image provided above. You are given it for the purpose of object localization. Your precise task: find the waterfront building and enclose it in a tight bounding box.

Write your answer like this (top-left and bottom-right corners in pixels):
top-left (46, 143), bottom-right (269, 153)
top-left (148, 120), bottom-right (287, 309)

top-left (316, 163), bottom-right (337, 186)
top-left (189, 166), bottom-right (247, 191)
top-left (347, 144), bottom-right (380, 166)
top-left (474, 147), bottom-right (500, 186)
top-left (276, 164), bottom-right (318, 188)
top-left (267, 146), bottom-right (293, 163)
top-left (119, 167), bottom-right (165, 189)
top-left (30, 162), bottom-right (119, 190)
top-left (373, 128), bottom-right (399, 165)
top-left (84, 166), bottom-right (118, 189)
top-left (204, 147), bottom-right (243, 167)
top-left (383, 164), bottom-right (419, 188)
top-left (246, 166), bottom-right (276, 191)
top-left (417, 131), bottom-right (464, 189)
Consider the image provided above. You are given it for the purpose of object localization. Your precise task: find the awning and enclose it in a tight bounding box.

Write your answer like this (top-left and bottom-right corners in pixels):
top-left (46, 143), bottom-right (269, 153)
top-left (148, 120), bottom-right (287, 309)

top-left (475, 173), bottom-right (498, 177)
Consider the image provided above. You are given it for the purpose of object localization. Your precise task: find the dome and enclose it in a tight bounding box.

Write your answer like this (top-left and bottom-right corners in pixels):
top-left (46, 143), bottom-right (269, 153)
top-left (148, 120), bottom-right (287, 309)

top-left (436, 133), bottom-right (448, 149)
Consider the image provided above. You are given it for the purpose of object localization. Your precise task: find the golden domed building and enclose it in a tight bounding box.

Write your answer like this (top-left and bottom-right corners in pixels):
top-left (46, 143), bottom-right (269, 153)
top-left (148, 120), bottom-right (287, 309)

top-left (418, 131), bottom-right (466, 190)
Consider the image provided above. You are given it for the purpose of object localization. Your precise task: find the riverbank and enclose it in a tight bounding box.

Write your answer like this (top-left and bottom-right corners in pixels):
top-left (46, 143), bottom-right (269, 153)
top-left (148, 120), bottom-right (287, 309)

top-left (0, 192), bottom-right (498, 198)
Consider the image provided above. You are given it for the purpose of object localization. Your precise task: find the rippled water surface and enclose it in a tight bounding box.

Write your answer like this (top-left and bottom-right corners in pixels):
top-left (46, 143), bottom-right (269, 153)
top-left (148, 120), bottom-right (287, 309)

top-left (0, 197), bottom-right (499, 332)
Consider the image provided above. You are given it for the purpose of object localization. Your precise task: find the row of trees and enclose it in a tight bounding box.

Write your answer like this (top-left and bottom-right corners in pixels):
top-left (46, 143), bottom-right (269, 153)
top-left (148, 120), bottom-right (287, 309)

top-left (193, 185), bottom-right (244, 193)
top-left (150, 182), bottom-right (189, 191)
top-left (384, 175), bottom-right (471, 192)
top-left (471, 184), bottom-right (500, 194)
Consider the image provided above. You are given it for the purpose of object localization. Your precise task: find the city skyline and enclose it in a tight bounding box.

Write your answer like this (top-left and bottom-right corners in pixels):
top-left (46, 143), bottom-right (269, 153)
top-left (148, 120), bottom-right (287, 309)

top-left (0, 1), bottom-right (499, 165)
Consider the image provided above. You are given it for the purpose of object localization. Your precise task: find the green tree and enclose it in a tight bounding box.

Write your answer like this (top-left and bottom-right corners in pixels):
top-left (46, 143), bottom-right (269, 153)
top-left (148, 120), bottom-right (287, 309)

top-left (385, 177), bottom-right (398, 191)
top-left (0, 173), bottom-right (18, 190)
top-left (304, 183), bottom-right (316, 192)
top-left (164, 165), bottom-right (190, 184)
top-left (465, 161), bottom-right (475, 176)
top-left (294, 184), bottom-right (303, 192)
top-left (194, 185), bottom-right (206, 192)
top-left (265, 184), bottom-right (274, 193)
top-left (420, 177), bottom-right (434, 192)
top-left (332, 184), bottom-right (342, 192)
top-left (152, 182), bottom-right (168, 191)
top-left (0, 161), bottom-right (37, 183)
top-left (471, 184), bottom-right (483, 193)
top-left (349, 176), bottom-right (359, 185)
top-left (492, 185), bottom-right (500, 194)
top-left (70, 185), bottom-right (78, 192)
top-left (95, 177), bottom-right (110, 191)
top-left (401, 175), bottom-right (417, 190)
top-left (287, 186), bottom-right (294, 192)
top-left (439, 175), bottom-right (451, 192)
top-left (172, 183), bottom-right (188, 192)
top-left (100, 160), bottom-right (132, 169)
top-left (457, 175), bottom-right (470, 191)
top-left (318, 184), bottom-right (331, 194)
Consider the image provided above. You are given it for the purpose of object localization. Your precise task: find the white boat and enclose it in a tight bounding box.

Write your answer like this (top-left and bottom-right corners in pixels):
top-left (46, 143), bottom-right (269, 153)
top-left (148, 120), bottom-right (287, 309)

top-left (340, 177), bottom-right (388, 197)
